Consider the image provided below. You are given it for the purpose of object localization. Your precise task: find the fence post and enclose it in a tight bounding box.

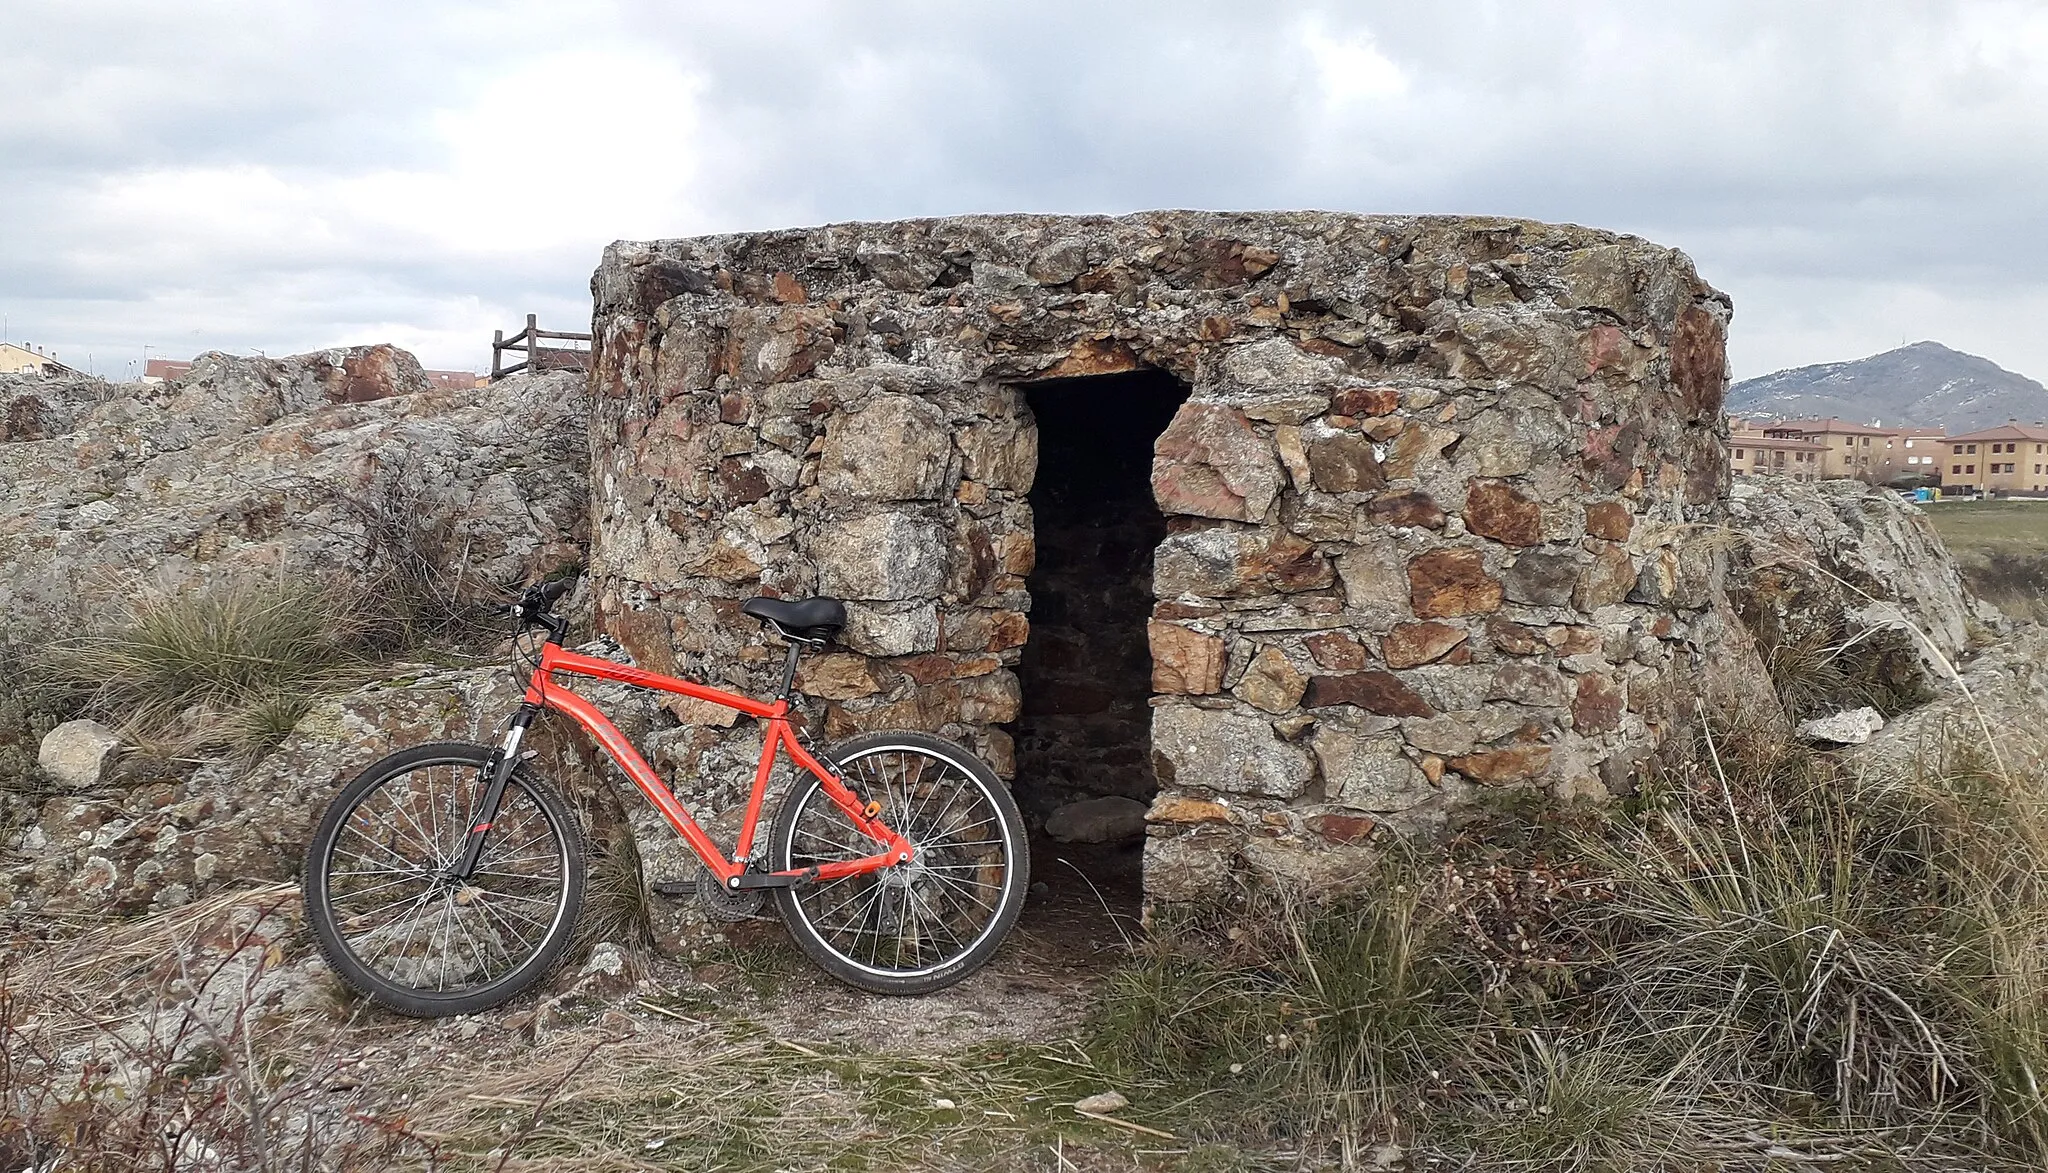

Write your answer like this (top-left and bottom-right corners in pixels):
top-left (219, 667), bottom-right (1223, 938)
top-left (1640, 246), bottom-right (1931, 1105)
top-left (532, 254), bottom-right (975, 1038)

top-left (526, 313), bottom-right (538, 374)
top-left (491, 329), bottom-right (504, 380)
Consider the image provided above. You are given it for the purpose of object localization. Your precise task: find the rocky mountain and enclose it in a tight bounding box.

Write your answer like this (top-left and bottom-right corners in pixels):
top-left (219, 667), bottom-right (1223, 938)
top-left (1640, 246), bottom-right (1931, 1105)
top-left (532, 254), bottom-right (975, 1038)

top-left (1727, 341), bottom-right (2048, 432)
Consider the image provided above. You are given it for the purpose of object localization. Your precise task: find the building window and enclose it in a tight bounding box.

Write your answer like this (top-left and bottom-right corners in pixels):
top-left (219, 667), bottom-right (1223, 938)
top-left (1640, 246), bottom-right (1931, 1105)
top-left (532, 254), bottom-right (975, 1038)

top-left (1734, 449), bottom-right (1744, 459)
top-left (1953, 464), bottom-right (1962, 473)
top-left (1967, 465), bottom-right (1976, 474)
top-left (1953, 445), bottom-right (1963, 454)
top-left (1905, 439), bottom-right (1915, 448)
top-left (1969, 444), bottom-right (1978, 454)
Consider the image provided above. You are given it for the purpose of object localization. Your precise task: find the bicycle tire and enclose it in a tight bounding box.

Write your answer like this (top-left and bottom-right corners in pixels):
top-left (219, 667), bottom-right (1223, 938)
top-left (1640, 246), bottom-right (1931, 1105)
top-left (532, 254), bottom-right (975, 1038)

top-left (768, 730), bottom-right (1029, 995)
top-left (302, 742), bottom-right (585, 1017)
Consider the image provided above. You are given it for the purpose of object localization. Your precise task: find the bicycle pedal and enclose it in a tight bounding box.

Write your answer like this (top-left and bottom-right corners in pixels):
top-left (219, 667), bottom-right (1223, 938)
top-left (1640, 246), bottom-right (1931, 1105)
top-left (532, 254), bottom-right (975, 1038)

top-left (649, 879), bottom-right (697, 899)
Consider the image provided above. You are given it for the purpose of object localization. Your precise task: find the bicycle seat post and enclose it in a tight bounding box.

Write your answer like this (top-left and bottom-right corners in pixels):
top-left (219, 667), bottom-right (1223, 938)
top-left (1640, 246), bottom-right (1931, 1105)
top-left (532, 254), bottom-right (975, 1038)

top-left (776, 636), bottom-right (803, 701)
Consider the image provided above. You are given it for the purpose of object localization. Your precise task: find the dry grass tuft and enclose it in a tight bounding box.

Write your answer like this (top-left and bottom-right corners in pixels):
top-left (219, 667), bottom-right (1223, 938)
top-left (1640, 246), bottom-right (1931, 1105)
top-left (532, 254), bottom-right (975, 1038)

top-left (44, 579), bottom-right (358, 760)
top-left (1086, 730), bottom-right (2048, 1170)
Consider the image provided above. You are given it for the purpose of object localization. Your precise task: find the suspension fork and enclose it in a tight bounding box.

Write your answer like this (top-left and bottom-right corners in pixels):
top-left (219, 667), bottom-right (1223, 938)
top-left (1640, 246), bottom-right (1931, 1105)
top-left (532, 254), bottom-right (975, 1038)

top-left (451, 703), bottom-right (540, 880)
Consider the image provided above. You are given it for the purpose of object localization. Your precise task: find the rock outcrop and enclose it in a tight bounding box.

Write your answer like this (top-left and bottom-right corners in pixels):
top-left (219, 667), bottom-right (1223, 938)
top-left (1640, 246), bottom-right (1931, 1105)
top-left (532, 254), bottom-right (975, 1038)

top-left (0, 349), bottom-right (586, 639)
top-left (1720, 478), bottom-right (1997, 722)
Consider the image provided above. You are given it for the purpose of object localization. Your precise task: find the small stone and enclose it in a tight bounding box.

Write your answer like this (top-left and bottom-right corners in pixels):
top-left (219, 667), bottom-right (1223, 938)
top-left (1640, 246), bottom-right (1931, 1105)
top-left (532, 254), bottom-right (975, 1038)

top-left (1504, 551), bottom-right (1581, 608)
top-left (1305, 631), bottom-right (1370, 670)
top-left (1233, 647), bottom-right (1308, 713)
top-left (797, 654), bottom-right (879, 700)
top-left (1075, 1091), bottom-right (1129, 1114)
top-left (1572, 673), bottom-right (1626, 733)
top-left (1304, 672), bottom-right (1436, 718)
top-left (1573, 544), bottom-right (1636, 611)
top-left (1407, 548), bottom-right (1503, 618)
top-left (1152, 706), bottom-right (1314, 799)
top-left (1485, 617), bottom-right (1545, 655)
top-left (1306, 429), bottom-right (1387, 493)
top-left (1449, 745), bottom-right (1554, 784)
top-left (1330, 386), bottom-right (1401, 416)
top-left (1796, 707), bottom-right (1886, 745)
top-left (1147, 796), bottom-right (1234, 824)
top-left (1381, 621), bottom-right (1469, 670)
top-left (1584, 500), bottom-right (1634, 541)
top-left (1366, 490), bottom-right (1446, 530)
top-left (37, 720), bottom-right (122, 789)
top-left (1045, 797), bottom-right (1149, 844)
top-left (1149, 621), bottom-right (1227, 694)
top-left (1489, 663), bottom-right (1572, 708)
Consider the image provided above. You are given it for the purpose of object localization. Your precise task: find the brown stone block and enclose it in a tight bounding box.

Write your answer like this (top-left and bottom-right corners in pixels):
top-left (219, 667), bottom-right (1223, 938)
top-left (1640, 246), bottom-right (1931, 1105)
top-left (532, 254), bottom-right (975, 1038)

top-left (1462, 479), bottom-right (1543, 547)
top-left (1449, 745), bottom-right (1553, 784)
top-left (1149, 621), bottom-right (1226, 695)
top-left (1542, 625), bottom-right (1603, 655)
top-left (1148, 796), bottom-right (1234, 825)
top-left (1304, 671), bottom-right (1436, 717)
top-left (1584, 500), bottom-right (1633, 541)
top-left (1573, 673), bottom-right (1625, 733)
top-left (796, 653), bottom-right (880, 700)
top-left (1671, 304), bottom-right (1728, 419)
top-left (770, 272), bottom-right (807, 303)
top-left (1384, 421), bottom-right (1459, 479)
top-left (1573, 543), bottom-right (1636, 611)
top-left (1313, 813), bottom-right (1377, 844)
top-left (1039, 336), bottom-right (1140, 379)
top-left (1306, 431), bottom-right (1387, 493)
top-left (1233, 646), bottom-right (1308, 714)
top-left (1366, 490), bottom-right (1446, 530)
top-left (989, 611), bottom-right (1030, 651)
top-left (891, 654), bottom-right (958, 686)
top-left (1305, 631), bottom-right (1369, 670)
top-left (1485, 617), bottom-right (1544, 655)
top-left (1331, 386), bottom-right (1402, 417)
top-left (1381, 621), bottom-right (1470, 669)
top-left (1407, 548), bottom-right (1503, 618)
top-left (1152, 402), bottom-right (1284, 522)
top-left (716, 457), bottom-right (772, 504)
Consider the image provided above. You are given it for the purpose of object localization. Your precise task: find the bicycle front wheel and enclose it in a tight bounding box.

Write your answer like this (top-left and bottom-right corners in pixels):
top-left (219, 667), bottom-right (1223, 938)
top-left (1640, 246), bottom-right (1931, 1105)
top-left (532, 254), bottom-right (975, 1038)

top-left (768, 731), bottom-right (1029, 995)
top-left (302, 742), bottom-right (585, 1017)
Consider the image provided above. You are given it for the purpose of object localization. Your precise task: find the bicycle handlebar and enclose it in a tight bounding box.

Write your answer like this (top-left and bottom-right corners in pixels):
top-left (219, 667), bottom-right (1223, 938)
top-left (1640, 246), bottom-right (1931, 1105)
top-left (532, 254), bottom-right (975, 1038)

top-left (513, 576), bottom-right (577, 641)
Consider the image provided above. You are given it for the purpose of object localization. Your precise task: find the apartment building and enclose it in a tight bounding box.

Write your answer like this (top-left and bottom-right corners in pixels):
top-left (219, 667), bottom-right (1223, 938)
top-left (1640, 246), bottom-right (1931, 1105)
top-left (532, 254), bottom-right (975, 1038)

top-left (1728, 429), bottom-right (1828, 481)
top-left (1941, 423), bottom-right (2048, 496)
top-left (1761, 418), bottom-right (1946, 483)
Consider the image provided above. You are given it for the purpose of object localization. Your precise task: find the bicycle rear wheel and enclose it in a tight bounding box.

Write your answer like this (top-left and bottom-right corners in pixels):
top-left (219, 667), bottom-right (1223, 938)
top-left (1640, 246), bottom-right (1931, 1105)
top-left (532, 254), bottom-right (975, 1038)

top-left (302, 742), bottom-right (585, 1017)
top-left (768, 730), bottom-right (1028, 995)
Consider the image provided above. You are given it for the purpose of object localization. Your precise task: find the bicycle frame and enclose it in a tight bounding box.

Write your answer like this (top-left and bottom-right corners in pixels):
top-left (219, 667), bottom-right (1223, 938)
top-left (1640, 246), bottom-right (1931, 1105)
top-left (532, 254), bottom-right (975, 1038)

top-left (456, 642), bottom-right (913, 892)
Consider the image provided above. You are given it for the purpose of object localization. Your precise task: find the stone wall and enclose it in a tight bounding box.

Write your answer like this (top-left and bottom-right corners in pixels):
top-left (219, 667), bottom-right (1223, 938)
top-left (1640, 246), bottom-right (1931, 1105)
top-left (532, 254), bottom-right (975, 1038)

top-left (585, 211), bottom-right (1732, 902)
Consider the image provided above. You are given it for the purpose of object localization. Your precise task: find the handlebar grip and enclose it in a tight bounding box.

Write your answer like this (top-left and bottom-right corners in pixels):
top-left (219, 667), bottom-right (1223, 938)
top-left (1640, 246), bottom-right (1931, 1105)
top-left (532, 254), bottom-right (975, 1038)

top-left (536, 577), bottom-right (575, 608)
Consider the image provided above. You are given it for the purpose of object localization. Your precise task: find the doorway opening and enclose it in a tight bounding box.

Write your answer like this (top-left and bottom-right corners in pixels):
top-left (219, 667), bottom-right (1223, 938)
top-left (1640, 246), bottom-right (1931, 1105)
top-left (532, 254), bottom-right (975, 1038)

top-left (1010, 368), bottom-right (1189, 918)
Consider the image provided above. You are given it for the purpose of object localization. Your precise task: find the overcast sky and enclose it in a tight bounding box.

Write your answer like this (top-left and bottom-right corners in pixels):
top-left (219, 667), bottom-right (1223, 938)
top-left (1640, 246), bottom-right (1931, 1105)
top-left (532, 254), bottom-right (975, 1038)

top-left (4, 1), bottom-right (2045, 382)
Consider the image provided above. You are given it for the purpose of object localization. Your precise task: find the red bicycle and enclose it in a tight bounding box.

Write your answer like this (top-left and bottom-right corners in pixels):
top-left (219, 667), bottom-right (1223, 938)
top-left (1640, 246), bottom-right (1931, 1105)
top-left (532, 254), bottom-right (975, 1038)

top-left (302, 579), bottom-right (1030, 1016)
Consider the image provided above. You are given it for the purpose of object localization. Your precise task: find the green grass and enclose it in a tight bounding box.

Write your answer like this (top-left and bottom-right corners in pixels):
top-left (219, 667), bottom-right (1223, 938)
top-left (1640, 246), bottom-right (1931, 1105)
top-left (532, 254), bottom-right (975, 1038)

top-left (1923, 501), bottom-right (2048, 622)
top-left (1922, 499), bottom-right (2048, 557)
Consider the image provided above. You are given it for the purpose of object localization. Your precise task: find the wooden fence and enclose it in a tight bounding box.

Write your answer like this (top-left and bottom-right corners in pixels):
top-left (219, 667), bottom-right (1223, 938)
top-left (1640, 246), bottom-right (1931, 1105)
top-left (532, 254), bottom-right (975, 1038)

top-left (490, 314), bottom-right (591, 381)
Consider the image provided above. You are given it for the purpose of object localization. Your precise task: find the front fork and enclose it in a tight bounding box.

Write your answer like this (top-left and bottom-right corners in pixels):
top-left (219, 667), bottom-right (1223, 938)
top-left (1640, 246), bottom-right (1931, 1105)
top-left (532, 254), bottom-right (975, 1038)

top-left (451, 704), bottom-right (538, 880)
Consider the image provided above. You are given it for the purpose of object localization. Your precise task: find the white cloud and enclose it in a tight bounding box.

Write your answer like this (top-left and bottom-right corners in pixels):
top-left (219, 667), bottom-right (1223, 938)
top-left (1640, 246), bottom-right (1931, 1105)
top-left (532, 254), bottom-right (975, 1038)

top-left (4, 1), bottom-right (2048, 382)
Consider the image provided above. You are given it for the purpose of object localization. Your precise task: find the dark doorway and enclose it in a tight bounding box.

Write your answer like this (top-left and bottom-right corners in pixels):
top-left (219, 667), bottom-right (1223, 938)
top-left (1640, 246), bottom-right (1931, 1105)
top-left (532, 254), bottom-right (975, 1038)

top-left (1010, 368), bottom-right (1189, 916)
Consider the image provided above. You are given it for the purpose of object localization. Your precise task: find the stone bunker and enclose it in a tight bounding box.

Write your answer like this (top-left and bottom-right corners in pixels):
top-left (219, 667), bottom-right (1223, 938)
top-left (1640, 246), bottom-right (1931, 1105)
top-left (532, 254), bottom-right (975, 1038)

top-left (584, 211), bottom-right (1732, 903)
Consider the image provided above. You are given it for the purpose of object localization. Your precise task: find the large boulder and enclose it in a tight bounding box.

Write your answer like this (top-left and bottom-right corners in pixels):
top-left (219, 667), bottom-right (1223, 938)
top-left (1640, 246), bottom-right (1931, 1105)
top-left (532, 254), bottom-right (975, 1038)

top-left (1719, 479), bottom-right (1995, 721)
top-left (0, 351), bottom-right (586, 640)
top-left (1846, 625), bottom-right (2048, 787)
top-left (0, 372), bottom-right (113, 441)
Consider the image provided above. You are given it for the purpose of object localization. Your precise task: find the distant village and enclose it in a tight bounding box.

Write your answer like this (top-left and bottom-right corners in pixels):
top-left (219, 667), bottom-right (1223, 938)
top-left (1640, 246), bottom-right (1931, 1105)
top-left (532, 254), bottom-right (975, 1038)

top-left (0, 340), bottom-right (482, 392)
top-left (1729, 416), bottom-right (2048, 498)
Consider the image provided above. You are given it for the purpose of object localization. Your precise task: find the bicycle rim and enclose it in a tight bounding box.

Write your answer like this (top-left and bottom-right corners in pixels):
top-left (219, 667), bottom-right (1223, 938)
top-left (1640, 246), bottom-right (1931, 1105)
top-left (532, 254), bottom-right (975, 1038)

top-left (779, 744), bottom-right (1017, 979)
top-left (319, 759), bottom-right (573, 997)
